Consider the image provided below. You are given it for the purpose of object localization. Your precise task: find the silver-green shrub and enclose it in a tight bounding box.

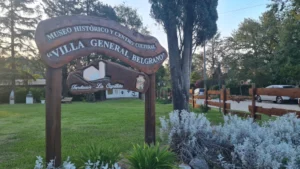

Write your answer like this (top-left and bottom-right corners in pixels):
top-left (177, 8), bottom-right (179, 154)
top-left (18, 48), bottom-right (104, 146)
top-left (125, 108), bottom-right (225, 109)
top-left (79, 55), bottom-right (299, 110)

top-left (160, 110), bottom-right (300, 169)
top-left (33, 156), bottom-right (121, 169)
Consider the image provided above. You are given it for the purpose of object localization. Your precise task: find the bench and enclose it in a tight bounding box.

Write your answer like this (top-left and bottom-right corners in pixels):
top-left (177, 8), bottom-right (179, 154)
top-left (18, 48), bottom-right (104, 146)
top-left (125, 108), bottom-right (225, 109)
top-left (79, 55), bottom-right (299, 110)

top-left (61, 97), bottom-right (73, 104)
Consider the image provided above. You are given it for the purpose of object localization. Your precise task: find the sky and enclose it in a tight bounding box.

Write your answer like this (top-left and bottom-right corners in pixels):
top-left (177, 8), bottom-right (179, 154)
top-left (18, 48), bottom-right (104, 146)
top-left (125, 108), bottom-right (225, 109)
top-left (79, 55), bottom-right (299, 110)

top-left (102, 0), bottom-right (270, 50)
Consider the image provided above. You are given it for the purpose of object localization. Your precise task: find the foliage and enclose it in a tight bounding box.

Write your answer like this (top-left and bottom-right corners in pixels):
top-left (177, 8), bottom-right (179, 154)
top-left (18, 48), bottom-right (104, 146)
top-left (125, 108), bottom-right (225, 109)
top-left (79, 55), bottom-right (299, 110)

top-left (149, 0), bottom-right (218, 111)
top-left (221, 0), bottom-right (300, 86)
top-left (191, 53), bottom-right (203, 73)
top-left (199, 104), bottom-right (209, 113)
top-left (0, 87), bottom-right (45, 103)
top-left (156, 98), bottom-right (172, 104)
top-left (190, 71), bottom-right (201, 84)
top-left (31, 88), bottom-right (45, 101)
top-left (42, 0), bottom-right (79, 17)
top-left (209, 85), bottom-right (219, 90)
top-left (126, 143), bottom-right (176, 169)
top-left (15, 88), bottom-right (27, 103)
top-left (203, 33), bottom-right (228, 76)
top-left (160, 110), bottom-right (300, 168)
top-left (225, 83), bottom-right (251, 96)
top-left (0, 87), bottom-right (11, 103)
top-left (34, 156), bottom-right (121, 169)
top-left (155, 66), bottom-right (167, 89)
top-left (0, 0), bottom-right (41, 90)
top-left (114, 3), bottom-right (149, 35)
top-left (75, 144), bottom-right (120, 168)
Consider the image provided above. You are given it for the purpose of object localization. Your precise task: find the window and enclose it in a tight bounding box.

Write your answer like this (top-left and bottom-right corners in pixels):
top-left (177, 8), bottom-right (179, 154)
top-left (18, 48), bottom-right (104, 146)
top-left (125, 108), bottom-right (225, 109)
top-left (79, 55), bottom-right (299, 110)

top-left (283, 85), bottom-right (295, 88)
top-left (107, 89), bottom-right (113, 94)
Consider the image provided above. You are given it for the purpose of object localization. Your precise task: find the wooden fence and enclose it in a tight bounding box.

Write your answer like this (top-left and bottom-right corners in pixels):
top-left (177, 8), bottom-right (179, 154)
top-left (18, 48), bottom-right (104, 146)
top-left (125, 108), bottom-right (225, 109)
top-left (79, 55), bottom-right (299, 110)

top-left (190, 84), bottom-right (300, 120)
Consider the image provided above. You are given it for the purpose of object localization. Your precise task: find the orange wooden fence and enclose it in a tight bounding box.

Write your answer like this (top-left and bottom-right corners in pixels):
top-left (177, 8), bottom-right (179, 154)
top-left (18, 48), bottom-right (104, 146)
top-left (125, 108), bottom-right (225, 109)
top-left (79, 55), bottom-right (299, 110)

top-left (190, 83), bottom-right (300, 120)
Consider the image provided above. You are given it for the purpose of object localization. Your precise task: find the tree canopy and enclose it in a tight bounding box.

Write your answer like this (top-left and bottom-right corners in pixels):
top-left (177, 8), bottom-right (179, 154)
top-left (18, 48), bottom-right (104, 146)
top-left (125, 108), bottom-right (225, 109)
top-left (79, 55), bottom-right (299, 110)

top-left (0, 0), bottom-right (41, 92)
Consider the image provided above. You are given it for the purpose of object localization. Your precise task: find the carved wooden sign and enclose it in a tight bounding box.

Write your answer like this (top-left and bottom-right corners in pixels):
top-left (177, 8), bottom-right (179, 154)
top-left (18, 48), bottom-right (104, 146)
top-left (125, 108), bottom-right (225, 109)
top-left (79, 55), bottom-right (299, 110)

top-left (35, 15), bottom-right (168, 74)
top-left (34, 15), bottom-right (166, 166)
top-left (67, 60), bottom-right (150, 94)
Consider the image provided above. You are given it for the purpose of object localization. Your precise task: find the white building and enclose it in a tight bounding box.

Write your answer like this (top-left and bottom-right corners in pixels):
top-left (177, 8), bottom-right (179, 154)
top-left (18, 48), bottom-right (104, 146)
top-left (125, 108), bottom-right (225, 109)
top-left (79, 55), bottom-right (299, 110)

top-left (106, 89), bottom-right (139, 99)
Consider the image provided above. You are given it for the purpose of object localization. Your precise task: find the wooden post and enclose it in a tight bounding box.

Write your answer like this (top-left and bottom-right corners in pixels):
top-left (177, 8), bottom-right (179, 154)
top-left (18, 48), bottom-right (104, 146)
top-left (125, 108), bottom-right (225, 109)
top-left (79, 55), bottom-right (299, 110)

top-left (251, 83), bottom-right (256, 120)
top-left (45, 67), bottom-right (62, 166)
top-left (205, 87), bottom-right (208, 108)
top-left (192, 88), bottom-right (195, 108)
top-left (222, 85), bottom-right (227, 115)
top-left (145, 74), bottom-right (156, 144)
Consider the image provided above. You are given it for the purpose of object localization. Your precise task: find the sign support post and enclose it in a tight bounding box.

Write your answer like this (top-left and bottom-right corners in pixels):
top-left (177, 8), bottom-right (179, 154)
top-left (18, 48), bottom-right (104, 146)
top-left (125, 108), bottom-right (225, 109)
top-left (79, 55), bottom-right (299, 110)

top-left (45, 67), bottom-right (62, 165)
top-left (145, 74), bottom-right (156, 144)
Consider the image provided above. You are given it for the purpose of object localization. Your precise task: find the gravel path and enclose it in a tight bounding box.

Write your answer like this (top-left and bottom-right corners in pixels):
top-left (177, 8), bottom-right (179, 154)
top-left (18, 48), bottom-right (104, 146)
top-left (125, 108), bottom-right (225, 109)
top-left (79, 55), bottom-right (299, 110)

top-left (195, 99), bottom-right (300, 112)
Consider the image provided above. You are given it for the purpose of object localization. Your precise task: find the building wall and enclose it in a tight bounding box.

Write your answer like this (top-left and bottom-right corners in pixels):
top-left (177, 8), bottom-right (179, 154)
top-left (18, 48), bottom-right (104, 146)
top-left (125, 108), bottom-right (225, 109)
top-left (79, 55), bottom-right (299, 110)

top-left (106, 89), bottom-right (138, 99)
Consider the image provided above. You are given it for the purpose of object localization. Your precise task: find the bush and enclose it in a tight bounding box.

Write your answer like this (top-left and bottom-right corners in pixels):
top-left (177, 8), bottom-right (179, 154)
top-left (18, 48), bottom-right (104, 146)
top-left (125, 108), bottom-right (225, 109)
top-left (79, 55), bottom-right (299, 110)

top-left (210, 85), bottom-right (219, 90)
top-left (160, 110), bottom-right (300, 169)
top-left (0, 87), bottom-right (44, 104)
top-left (15, 87), bottom-right (27, 103)
top-left (156, 98), bottom-right (172, 104)
top-left (160, 110), bottom-right (213, 163)
top-left (75, 144), bottom-right (120, 168)
top-left (0, 87), bottom-right (11, 104)
top-left (126, 143), bottom-right (176, 169)
top-left (199, 104), bottom-right (209, 113)
top-left (226, 83), bottom-right (251, 95)
top-left (31, 88), bottom-right (45, 102)
top-left (14, 87), bottom-right (45, 103)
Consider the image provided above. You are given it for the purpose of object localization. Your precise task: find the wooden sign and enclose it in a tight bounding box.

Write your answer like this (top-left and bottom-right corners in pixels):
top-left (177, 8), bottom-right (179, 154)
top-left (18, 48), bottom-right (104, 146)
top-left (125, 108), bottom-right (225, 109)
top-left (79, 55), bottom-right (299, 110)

top-left (35, 15), bottom-right (168, 167)
top-left (67, 60), bottom-right (150, 94)
top-left (35, 15), bottom-right (167, 74)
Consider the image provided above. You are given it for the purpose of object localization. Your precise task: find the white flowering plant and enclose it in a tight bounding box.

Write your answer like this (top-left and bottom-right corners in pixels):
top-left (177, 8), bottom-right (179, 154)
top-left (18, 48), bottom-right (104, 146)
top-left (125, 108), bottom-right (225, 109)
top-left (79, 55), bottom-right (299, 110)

top-left (160, 110), bottom-right (300, 169)
top-left (33, 156), bottom-right (121, 169)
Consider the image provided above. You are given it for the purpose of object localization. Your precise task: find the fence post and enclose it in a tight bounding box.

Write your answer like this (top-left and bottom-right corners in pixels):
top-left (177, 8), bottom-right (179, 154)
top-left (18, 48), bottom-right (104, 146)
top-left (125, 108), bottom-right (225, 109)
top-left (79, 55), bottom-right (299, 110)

top-left (222, 85), bottom-right (227, 115)
top-left (205, 87), bottom-right (208, 108)
top-left (251, 83), bottom-right (256, 120)
top-left (192, 88), bottom-right (195, 108)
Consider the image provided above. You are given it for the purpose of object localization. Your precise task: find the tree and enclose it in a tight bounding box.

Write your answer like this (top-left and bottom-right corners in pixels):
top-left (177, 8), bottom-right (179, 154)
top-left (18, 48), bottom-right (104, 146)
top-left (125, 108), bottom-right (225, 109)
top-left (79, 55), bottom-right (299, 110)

top-left (203, 32), bottom-right (228, 76)
top-left (0, 0), bottom-right (41, 97)
top-left (191, 53), bottom-right (203, 73)
top-left (114, 3), bottom-right (150, 35)
top-left (156, 66), bottom-right (166, 88)
top-left (42, 0), bottom-right (81, 97)
top-left (220, 0), bottom-right (300, 87)
top-left (149, 0), bottom-right (218, 110)
top-left (42, 0), bottom-right (78, 17)
top-left (190, 71), bottom-right (201, 85)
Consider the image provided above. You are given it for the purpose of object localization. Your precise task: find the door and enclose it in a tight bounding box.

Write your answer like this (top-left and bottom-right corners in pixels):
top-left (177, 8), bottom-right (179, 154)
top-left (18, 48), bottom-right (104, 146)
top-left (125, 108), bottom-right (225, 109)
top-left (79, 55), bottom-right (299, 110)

top-left (261, 85), bottom-right (274, 101)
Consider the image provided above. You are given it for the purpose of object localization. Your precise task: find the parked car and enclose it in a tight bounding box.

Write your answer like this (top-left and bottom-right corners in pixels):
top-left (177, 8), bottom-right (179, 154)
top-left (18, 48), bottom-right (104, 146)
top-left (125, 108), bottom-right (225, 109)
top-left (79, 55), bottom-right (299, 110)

top-left (194, 88), bottom-right (205, 95)
top-left (256, 85), bottom-right (298, 104)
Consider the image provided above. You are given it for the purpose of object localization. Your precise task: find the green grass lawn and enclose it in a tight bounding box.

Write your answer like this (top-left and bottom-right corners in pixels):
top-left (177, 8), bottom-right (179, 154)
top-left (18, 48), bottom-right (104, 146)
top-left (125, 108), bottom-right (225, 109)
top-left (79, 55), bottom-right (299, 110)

top-left (0, 99), bottom-right (232, 168)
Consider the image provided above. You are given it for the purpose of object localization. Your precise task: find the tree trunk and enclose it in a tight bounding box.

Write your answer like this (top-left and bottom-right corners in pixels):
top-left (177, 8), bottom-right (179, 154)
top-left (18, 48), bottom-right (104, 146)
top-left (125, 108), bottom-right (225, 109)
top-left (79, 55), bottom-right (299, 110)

top-left (178, 2), bottom-right (195, 111)
top-left (166, 24), bottom-right (187, 110)
top-left (181, 8), bottom-right (194, 111)
top-left (10, 0), bottom-right (16, 93)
